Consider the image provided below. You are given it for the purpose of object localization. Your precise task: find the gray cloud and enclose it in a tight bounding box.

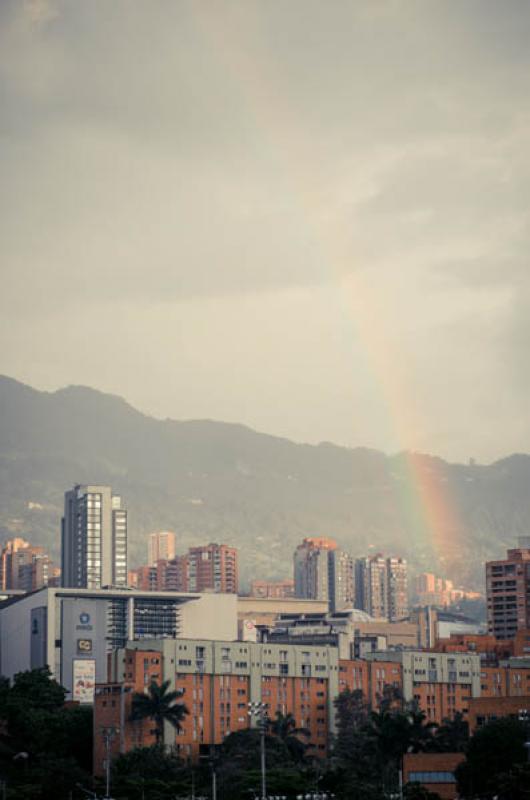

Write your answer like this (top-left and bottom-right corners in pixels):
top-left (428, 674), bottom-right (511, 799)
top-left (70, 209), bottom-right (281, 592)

top-left (1, 0), bottom-right (530, 460)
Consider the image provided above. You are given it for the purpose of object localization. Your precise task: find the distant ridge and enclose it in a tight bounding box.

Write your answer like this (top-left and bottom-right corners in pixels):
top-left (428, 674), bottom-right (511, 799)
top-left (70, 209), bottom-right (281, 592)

top-left (1, 373), bottom-right (528, 588)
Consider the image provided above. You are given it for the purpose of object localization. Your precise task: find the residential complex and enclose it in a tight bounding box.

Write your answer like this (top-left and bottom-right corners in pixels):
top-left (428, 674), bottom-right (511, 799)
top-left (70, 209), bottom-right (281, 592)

top-left (129, 542), bottom-right (239, 594)
top-left (486, 536), bottom-right (530, 639)
top-left (93, 641), bottom-right (495, 774)
top-left (61, 485), bottom-right (127, 589)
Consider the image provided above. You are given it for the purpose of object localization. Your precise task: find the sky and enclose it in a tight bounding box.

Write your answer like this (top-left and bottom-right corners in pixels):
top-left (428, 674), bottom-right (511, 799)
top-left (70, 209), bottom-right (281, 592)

top-left (1, 0), bottom-right (529, 463)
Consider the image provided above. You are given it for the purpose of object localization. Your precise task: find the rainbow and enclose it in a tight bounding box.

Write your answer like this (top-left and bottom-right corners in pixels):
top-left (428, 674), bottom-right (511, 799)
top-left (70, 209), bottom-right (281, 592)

top-left (184, 3), bottom-right (465, 569)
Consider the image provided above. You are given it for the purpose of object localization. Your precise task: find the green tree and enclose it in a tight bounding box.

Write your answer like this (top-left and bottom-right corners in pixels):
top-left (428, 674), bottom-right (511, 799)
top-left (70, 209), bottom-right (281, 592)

top-left (455, 717), bottom-right (528, 799)
top-left (110, 745), bottom-right (190, 800)
top-left (131, 679), bottom-right (189, 745)
top-left (403, 782), bottom-right (442, 800)
top-left (430, 712), bottom-right (468, 753)
top-left (0, 668), bottom-right (93, 800)
top-left (332, 689), bottom-right (381, 799)
top-left (268, 711), bottom-right (310, 762)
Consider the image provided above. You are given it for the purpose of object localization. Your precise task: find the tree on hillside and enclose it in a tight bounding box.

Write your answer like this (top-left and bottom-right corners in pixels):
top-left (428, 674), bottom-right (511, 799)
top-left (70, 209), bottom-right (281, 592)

top-left (131, 679), bottom-right (188, 745)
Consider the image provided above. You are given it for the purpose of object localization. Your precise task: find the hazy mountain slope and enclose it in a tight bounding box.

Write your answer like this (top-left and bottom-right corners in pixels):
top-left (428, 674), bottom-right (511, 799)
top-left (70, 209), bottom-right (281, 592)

top-left (0, 374), bottom-right (527, 589)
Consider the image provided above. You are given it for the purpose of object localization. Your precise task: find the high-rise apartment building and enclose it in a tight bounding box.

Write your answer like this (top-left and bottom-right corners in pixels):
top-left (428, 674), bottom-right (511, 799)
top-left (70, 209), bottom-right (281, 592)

top-left (128, 545), bottom-right (237, 594)
top-left (355, 555), bottom-right (408, 621)
top-left (387, 556), bottom-right (409, 620)
top-left (187, 543), bottom-right (238, 593)
top-left (486, 537), bottom-right (530, 639)
top-left (293, 537), bottom-right (354, 611)
top-left (0, 538), bottom-right (53, 592)
top-left (329, 549), bottom-right (355, 611)
top-left (164, 555), bottom-right (190, 592)
top-left (61, 485), bottom-right (128, 589)
top-left (355, 555), bottom-right (388, 618)
top-left (148, 531), bottom-right (176, 566)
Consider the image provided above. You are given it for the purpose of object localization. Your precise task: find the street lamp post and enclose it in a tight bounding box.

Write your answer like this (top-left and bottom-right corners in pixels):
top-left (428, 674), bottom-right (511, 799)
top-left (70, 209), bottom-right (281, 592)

top-left (519, 708), bottom-right (530, 763)
top-left (248, 701), bottom-right (268, 800)
top-left (101, 726), bottom-right (119, 800)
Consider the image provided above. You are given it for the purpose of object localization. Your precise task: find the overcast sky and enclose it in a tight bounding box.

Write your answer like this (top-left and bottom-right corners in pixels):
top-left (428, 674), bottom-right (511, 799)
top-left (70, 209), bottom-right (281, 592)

top-left (1, 0), bottom-right (529, 462)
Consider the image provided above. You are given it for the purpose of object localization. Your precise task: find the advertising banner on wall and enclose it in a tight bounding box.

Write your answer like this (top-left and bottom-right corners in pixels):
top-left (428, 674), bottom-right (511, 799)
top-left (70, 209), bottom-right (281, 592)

top-left (241, 618), bottom-right (258, 642)
top-left (73, 658), bottom-right (96, 704)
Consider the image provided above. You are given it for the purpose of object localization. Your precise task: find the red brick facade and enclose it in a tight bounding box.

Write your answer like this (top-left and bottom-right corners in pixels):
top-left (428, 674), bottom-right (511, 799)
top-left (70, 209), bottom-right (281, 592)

top-left (403, 752), bottom-right (464, 800)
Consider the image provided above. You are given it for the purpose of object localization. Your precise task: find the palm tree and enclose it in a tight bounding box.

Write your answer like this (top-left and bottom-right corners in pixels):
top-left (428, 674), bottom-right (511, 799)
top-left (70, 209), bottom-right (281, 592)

top-left (131, 679), bottom-right (189, 746)
top-left (268, 711), bottom-right (311, 762)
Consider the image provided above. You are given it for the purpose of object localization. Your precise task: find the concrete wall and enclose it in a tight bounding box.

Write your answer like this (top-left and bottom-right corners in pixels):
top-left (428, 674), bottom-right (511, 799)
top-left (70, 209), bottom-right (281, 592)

top-left (180, 592), bottom-right (237, 641)
top-left (0, 588), bottom-right (55, 681)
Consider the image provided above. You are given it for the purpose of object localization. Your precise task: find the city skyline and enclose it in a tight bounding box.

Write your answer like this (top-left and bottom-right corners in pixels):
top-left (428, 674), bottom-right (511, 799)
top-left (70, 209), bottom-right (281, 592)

top-left (2, 2), bottom-right (530, 796)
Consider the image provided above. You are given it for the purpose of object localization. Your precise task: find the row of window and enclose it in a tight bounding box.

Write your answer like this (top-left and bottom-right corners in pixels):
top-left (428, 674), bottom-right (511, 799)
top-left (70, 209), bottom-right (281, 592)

top-left (409, 772), bottom-right (455, 784)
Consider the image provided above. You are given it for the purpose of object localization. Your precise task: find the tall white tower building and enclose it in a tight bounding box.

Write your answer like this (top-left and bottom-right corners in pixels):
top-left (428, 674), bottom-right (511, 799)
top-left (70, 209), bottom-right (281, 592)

top-left (61, 484), bottom-right (127, 588)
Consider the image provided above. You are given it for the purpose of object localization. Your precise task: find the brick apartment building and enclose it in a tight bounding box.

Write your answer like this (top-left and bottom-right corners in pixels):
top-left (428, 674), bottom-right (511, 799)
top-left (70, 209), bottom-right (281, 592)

top-left (93, 650), bottom-right (161, 773)
top-left (129, 543), bottom-right (239, 594)
top-left (468, 694), bottom-right (530, 733)
top-left (367, 650), bottom-right (481, 725)
top-left (486, 537), bottom-right (530, 639)
top-left (187, 544), bottom-right (238, 593)
top-left (94, 642), bottom-right (488, 772)
top-left (94, 639), bottom-right (338, 773)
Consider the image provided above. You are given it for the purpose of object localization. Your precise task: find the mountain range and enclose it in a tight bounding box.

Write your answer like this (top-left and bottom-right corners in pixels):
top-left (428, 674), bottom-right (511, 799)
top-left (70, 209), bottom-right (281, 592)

top-left (0, 374), bottom-right (527, 590)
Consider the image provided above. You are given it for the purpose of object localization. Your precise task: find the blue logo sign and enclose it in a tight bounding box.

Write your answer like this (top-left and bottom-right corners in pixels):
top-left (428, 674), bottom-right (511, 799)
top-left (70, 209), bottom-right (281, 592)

top-left (79, 612), bottom-right (91, 625)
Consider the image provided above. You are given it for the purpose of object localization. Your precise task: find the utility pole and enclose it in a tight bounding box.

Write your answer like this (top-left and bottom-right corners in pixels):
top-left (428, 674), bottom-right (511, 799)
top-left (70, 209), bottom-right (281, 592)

top-left (247, 701), bottom-right (268, 800)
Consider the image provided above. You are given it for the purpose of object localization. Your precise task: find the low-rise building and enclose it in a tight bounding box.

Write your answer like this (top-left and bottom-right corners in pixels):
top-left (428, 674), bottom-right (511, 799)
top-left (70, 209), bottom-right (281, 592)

top-left (236, 596), bottom-right (329, 633)
top-left (259, 609), bottom-right (419, 658)
top-left (468, 694), bottom-right (530, 733)
top-left (403, 752), bottom-right (464, 800)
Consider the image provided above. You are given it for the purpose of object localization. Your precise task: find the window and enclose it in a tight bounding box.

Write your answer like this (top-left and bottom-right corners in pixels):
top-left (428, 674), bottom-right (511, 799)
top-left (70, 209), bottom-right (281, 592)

top-left (409, 772), bottom-right (455, 784)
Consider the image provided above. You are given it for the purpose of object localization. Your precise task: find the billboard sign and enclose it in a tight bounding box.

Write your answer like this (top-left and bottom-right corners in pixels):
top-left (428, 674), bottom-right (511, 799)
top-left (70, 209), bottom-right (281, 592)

top-left (73, 659), bottom-right (95, 704)
top-left (241, 619), bottom-right (257, 642)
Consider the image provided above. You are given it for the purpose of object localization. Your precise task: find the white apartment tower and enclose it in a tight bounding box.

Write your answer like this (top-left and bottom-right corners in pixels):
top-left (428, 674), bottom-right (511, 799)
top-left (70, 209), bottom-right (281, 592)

top-left (61, 485), bottom-right (127, 589)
